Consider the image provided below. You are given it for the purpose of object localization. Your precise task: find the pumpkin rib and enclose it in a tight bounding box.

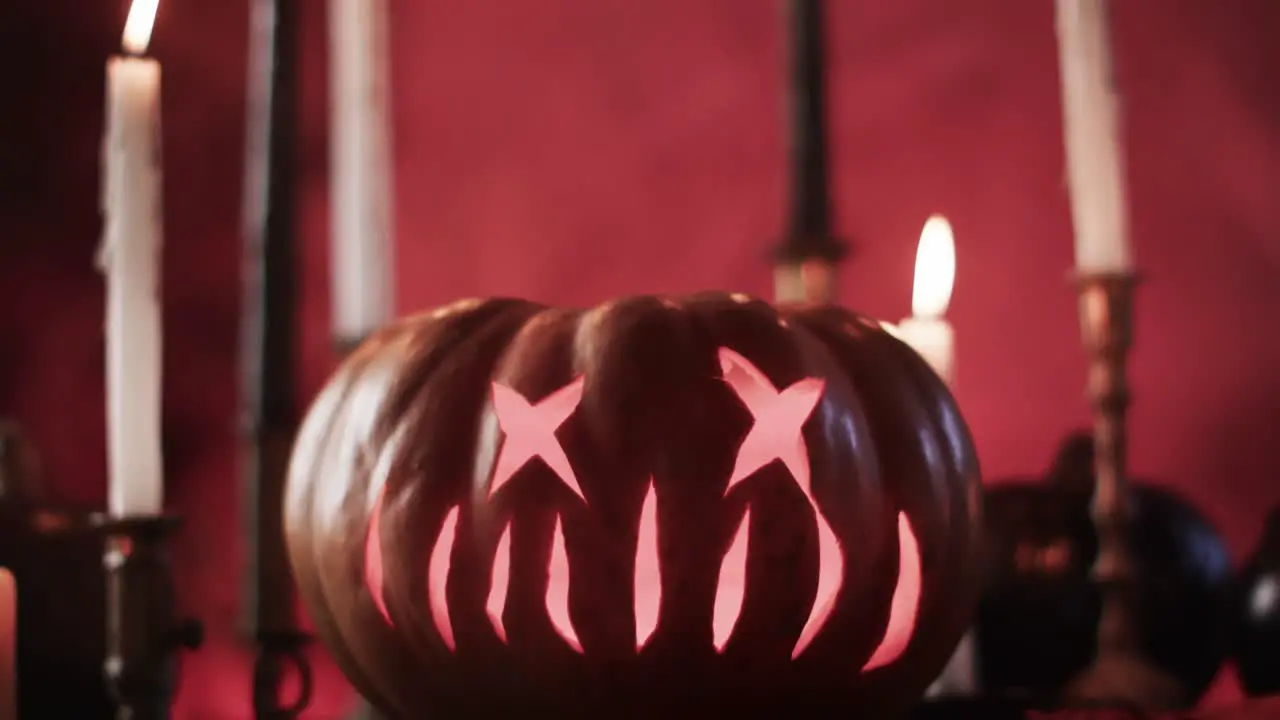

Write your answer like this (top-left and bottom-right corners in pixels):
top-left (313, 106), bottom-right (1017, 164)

top-left (302, 325), bottom-right (441, 715)
top-left (784, 306), bottom-right (981, 706)
top-left (305, 300), bottom-right (546, 712)
top-left (784, 311), bottom-right (945, 666)
top-left (286, 333), bottom-right (405, 715)
top-left (858, 314), bottom-right (981, 710)
top-left (568, 296), bottom-right (729, 656)
top-left (375, 300), bottom-right (553, 674)
top-left (678, 295), bottom-right (896, 665)
top-left (870, 321), bottom-right (985, 645)
top-left (782, 319), bottom-right (900, 668)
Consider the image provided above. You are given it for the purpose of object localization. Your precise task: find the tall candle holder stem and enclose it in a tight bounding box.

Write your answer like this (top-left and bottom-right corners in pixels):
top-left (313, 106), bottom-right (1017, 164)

top-left (1063, 271), bottom-right (1184, 709)
top-left (771, 0), bottom-right (848, 304)
top-left (94, 514), bottom-right (203, 720)
top-left (241, 0), bottom-right (311, 714)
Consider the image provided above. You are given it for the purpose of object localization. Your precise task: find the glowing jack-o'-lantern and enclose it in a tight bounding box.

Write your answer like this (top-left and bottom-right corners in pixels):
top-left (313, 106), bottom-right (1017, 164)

top-left (286, 293), bottom-right (982, 718)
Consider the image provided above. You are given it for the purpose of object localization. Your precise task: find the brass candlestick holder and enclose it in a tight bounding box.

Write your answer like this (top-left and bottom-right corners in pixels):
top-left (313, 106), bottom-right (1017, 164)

top-left (1061, 271), bottom-right (1185, 709)
top-left (93, 514), bottom-right (203, 720)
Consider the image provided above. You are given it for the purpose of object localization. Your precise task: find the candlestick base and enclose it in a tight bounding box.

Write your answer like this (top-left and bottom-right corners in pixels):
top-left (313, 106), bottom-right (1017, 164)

top-left (252, 630), bottom-right (313, 719)
top-left (92, 514), bottom-right (203, 720)
top-left (1061, 271), bottom-right (1188, 710)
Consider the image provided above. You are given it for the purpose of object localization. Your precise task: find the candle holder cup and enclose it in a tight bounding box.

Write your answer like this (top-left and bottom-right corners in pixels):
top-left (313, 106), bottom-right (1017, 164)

top-left (92, 513), bottom-right (203, 720)
top-left (1060, 271), bottom-right (1186, 710)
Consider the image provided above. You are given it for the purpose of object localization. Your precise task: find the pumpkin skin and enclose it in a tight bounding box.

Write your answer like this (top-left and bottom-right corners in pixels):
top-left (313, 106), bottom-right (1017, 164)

top-left (286, 293), bottom-right (982, 718)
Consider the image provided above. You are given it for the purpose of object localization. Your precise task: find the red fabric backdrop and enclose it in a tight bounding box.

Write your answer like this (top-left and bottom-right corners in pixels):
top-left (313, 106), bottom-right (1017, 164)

top-left (2, 0), bottom-right (1277, 716)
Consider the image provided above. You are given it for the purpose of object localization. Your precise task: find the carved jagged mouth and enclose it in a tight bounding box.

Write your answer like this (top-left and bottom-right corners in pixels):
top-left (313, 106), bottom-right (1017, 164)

top-left (363, 348), bottom-right (923, 672)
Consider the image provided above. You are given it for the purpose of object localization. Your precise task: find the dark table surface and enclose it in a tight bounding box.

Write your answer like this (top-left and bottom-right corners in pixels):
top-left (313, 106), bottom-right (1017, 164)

top-left (912, 696), bottom-right (1280, 720)
top-left (346, 696), bottom-right (1280, 720)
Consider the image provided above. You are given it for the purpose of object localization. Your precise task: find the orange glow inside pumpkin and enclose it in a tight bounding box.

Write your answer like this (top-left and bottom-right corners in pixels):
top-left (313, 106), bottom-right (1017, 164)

top-left (861, 512), bottom-right (922, 671)
top-left (363, 484), bottom-right (392, 626)
top-left (428, 506), bottom-right (460, 650)
top-left (485, 521), bottom-right (512, 642)
top-left (482, 513), bottom-right (582, 653)
top-left (634, 481), bottom-right (661, 650)
top-left (713, 508), bottom-right (751, 651)
top-left (546, 514), bottom-right (581, 652)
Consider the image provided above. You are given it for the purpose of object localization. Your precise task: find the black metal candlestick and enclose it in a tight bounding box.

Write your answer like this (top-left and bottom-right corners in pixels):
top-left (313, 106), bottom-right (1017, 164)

top-left (772, 0), bottom-right (848, 304)
top-left (1062, 272), bottom-right (1185, 709)
top-left (241, 0), bottom-right (312, 716)
top-left (95, 514), bottom-right (203, 720)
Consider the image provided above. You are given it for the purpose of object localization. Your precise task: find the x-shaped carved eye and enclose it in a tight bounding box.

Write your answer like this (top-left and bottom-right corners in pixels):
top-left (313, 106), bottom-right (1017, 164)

top-left (717, 348), bottom-right (843, 658)
top-left (488, 377), bottom-right (587, 502)
top-left (719, 349), bottom-right (825, 497)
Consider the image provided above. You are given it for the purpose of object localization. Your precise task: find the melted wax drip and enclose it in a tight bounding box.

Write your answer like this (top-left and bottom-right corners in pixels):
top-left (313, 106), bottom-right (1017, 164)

top-left (862, 512), bottom-right (922, 671)
top-left (718, 348), bottom-right (843, 657)
top-left (634, 481), bottom-right (661, 650)
top-left (713, 509), bottom-right (752, 651)
top-left (489, 377), bottom-right (587, 502)
top-left (427, 506), bottom-right (461, 650)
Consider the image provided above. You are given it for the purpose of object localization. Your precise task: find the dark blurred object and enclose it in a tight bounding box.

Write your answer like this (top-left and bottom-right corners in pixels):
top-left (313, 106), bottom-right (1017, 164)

top-left (0, 422), bottom-right (41, 503)
top-left (977, 431), bottom-right (1232, 709)
top-left (0, 421), bottom-right (113, 718)
top-left (912, 696), bottom-right (1028, 719)
top-left (1232, 506), bottom-right (1280, 697)
top-left (346, 699), bottom-right (386, 720)
top-left (912, 695), bottom-right (1280, 720)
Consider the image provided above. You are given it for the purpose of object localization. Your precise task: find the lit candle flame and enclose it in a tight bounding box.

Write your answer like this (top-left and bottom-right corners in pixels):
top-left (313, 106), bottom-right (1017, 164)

top-left (122, 0), bottom-right (160, 55)
top-left (911, 214), bottom-right (956, 319)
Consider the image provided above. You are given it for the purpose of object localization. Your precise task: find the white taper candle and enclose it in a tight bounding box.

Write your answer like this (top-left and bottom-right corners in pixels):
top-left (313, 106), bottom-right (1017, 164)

top-left (1056, 0), bottom-right (1132, 272)
top-left (330, 0), bottom-right (395, 342)
top-left (99, 0), bottom-right (165, 516)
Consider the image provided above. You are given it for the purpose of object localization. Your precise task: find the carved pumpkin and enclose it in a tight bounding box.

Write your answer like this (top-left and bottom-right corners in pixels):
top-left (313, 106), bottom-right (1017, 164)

top-left (286, 293), bottom-right (982, 717)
